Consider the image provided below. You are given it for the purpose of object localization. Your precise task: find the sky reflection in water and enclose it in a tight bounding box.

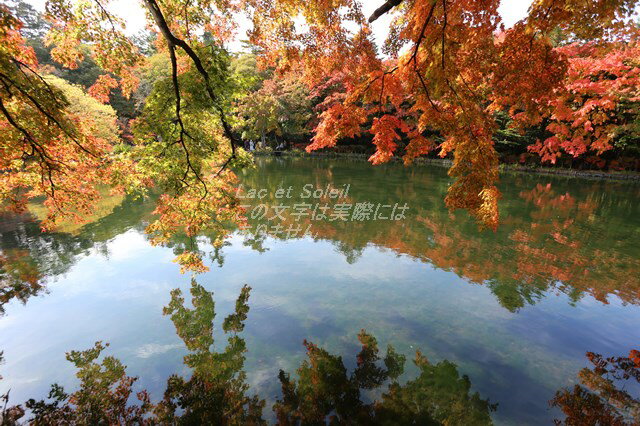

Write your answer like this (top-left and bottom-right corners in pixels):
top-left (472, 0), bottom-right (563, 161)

top-left (1, 157), bottom-right (639, 424)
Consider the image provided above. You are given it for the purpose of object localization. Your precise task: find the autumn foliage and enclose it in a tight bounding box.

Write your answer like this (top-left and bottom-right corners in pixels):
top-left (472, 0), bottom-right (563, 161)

top-left (0, 4), bottom-right (115, 229)
top-left (530, 38), bottom-right (640, 165)
top-left (245, 0), bottom-right (639, 229)
top-left (1, 0), bottom-right (639, 270)
top-left (552, 348), bottom-right (640, 424)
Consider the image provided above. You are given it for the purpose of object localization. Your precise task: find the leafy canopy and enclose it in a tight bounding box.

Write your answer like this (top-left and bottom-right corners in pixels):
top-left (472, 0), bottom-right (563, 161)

top-left (0, 0), bottom-right (638, 273)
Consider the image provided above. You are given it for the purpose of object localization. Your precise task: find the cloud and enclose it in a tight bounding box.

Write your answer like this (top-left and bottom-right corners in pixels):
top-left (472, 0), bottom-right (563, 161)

top-left (135, 342), bottom-right (182, 358)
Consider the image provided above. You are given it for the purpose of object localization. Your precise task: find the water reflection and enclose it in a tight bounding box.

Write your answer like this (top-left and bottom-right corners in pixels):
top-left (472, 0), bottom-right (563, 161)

top-left (274, 333), bottom-right (496, 425)
top-left (2, 281), bottom-right (497, 424)
top-left (551, 348), bottom-right (640, 424)
top-left (234, 158), bottom-right (640, 312)
top-left (1, 158), bottom-right (639, 424)
top-left (0, 249), bottom-right (43, 316)
top-left (0, 194), bottom-right (157, 315)
top-left (1, 158), bottom-right (638, 314)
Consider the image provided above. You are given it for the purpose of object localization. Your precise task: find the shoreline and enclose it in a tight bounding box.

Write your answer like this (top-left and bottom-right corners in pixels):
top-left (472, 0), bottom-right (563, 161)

top-left (253, 151), bottom-right (640, 182)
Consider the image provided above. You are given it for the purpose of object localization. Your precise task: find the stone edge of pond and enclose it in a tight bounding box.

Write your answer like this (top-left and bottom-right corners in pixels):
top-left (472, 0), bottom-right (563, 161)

top-left (253, 152), bottom-right (640, 182)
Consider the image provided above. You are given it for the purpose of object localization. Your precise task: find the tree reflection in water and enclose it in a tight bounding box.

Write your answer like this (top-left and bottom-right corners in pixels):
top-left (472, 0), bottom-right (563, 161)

top-left (1, 159), bottom-right (639, 423)
top-left (2, 351), bottom-right (25, 423)
top-left (0, 194), bottom-right (157, 317)
top-left (0, 249), bottom-right (44, 316)
top-left (551, 349), bottom-right (640, 425)
top-left (274, 332), bottom-right (496, 425)
top-left (1, 159), bottom-right (639, 316)
top-left (234, 159), bottom-right (640, 312)
top-left (2, 281), bottom-right (497, 425)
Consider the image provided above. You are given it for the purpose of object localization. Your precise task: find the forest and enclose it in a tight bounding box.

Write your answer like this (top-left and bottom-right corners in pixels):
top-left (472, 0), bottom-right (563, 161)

top-left (1, 0), bottom-right (639, 263)
top-left (1, 0), bottom-right (640, 424)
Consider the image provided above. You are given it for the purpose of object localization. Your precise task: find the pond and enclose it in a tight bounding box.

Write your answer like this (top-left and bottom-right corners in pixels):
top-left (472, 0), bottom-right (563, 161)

top-left (1, 157), bottom-right (639, 424)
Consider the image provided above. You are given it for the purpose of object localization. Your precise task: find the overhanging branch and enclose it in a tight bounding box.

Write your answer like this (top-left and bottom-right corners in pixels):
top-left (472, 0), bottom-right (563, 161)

top-left (368, 0), bottom-right (404, 23)
top-left (142, 0), bottom-right (238, 185)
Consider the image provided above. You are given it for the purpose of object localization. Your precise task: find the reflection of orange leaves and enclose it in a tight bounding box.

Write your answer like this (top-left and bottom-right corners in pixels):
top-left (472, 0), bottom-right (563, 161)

top-left (418, 181), bottom-right (639, 307)
top-left (173, 251), bottom-right (209, 274)
top-left (551, 232), bottom-right (576, 248)
top-left (0, 249), bottom-right (41, 286)
top-left (509, 230), bottom-right (531, 243)
top-left (145, 172), bottom-right (244, 274)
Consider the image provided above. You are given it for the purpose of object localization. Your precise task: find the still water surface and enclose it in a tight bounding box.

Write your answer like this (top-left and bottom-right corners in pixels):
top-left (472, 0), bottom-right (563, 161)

top-left (1, 157), bottom-right (639, 424)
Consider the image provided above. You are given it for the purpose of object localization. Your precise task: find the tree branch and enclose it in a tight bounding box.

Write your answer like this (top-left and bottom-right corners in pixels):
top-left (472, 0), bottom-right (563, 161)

top-left (368, 0), bottom-right (404, 23)
top-left (11, 58), bottom-right (65, 109)
top-left (415, 69), bottom-right (440, 113)
top-left (167, 43), bottom-right (208, 195)
top-left (0, 97), bottom-right (60, 197)
top-left (143, 0), bottom-right (238, 177)
top-left (441, 0), bottom-right (447, 70)
top-left (0, 72), bottom-right (98, 158)
top-left (407, 1), bottom-right (436, 65)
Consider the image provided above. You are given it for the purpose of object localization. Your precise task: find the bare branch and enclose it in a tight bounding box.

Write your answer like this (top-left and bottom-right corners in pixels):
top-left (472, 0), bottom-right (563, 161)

top-left (368, 0), bottom-right (404, 23)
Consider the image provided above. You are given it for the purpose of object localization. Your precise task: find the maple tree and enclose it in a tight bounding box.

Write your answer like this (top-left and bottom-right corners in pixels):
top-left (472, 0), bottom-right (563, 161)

top-left (246, 0), bottom-right (639, 228)
top-left (0, 4), bottom-right (116, 228)
top-left (528, 34), bottom-right (640, 166)
top-left (1, 0), bottom-right (639, 274)
top-left (1, 0), bottom-right (255, 272)
top-left (551, 348), bottom-right (640, 425)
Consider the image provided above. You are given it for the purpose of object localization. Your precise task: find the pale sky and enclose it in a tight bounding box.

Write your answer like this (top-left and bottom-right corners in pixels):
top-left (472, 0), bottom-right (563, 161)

top-left (25, 0), bottom-right (534, 52)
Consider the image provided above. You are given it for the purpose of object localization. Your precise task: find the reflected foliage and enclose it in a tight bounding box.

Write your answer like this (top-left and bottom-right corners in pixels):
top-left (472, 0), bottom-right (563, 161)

top-left (1, 351), bottom-right (25, 424)
top-left (0, 194), bottom-right (156, 315)
top-left (0, 248), bottom-right (43, 316)
top-left (551, 349), bottom-right (640, 425)
top-left (22, 341), bottom-right (153, 424)
top-left (154, 280), bottom-right (264, 424)
top-left (236, 158), bottom-right (640, 312)
top-left (275, 331), bottom-right (496, 425)
top-left (3, 281), bottom-right (497, 425)
top-left (5, 280), bottom-right (262, 424)
top-left (1, 158), bottom-right (638, 316)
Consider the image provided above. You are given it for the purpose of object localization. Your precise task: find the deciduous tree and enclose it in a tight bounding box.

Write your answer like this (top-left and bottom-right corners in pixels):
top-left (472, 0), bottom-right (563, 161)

top-left (246, 0), bottom-right (638, 228)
